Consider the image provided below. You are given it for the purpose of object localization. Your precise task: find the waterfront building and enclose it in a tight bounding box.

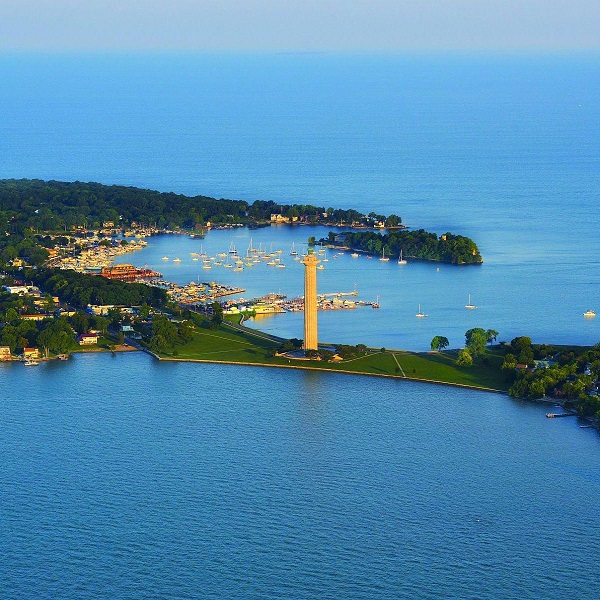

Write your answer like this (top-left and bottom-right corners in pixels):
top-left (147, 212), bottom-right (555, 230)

top-left (301, 250), bottom-right (320, 351)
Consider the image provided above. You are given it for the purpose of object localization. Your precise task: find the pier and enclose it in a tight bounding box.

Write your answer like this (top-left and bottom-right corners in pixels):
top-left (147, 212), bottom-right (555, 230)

top-left (546, 413), bottom-right (577, 418)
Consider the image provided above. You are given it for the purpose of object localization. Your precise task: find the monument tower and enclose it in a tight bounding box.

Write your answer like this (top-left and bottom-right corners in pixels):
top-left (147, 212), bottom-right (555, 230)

top-left (301, 249), bottom-right (320, 351)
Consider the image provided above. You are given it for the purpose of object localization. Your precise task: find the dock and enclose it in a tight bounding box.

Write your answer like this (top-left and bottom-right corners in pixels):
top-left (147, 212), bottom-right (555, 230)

top-left (546, 413), bottom-right (576, 418)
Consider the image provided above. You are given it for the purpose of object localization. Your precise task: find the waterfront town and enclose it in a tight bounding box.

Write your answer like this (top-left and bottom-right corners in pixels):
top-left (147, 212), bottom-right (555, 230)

top-left (0, 223), bottom-right (377, 364)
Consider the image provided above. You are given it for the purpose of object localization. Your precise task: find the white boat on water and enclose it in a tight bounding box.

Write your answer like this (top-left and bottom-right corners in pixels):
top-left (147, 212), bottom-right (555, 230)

top-left (397, 249), bottom-right (407, 265)
top-left (24, 359), bottom-right (39, 366)
top-left (290, 242), bottom-right (298, 256)
top-left (584, 309), bottom-right (596, 318)
top-left (379, 248), bottom-right (390, 262)
top-left (173, 257), bottom-right (182, 262)
top-left (317, 264), bottom-right (325, 270)
top-left (416, 304), bottom-right (428, 318)
top-left (465, 293), bottom-right (477, 309)
top-left (351, 253), bottom-right (359, 258)
top-left (162, 256), bottom-right (169, 260)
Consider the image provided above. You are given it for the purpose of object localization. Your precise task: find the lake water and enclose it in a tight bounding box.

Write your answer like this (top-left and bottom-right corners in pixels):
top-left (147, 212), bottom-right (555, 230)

top-left (1, 53), bottom-right (598, 349)
top-left (1, 53), bottom-right (600, 598)
top-left (2, 353), bottom-right (600, 599)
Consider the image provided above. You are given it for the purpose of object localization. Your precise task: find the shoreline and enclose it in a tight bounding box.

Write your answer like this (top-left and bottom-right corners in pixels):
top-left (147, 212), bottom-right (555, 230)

top-left (150, 352), bottom-right (507, 394)
top-left (141, 351), bottom-right (599, 431)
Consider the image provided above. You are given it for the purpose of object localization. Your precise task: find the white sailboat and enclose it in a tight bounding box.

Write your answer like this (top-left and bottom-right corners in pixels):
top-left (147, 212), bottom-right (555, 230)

top-left (465, 294), bottom-right (477, 309)
top-left (290, 242), bottom-right (298, 256)
top-left (416, 304), bottom-right (428, 318)
top-left (379, 248), bottom-right (390, 262)
top-left (397, 249), bottom-right (407, 265)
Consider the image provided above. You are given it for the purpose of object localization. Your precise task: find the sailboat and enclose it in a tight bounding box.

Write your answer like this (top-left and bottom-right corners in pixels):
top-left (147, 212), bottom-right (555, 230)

top-left (397, 249), bottom-right (407, 265)
top-left (290, 242), bottom-right (298, 256)
top-left (416, 304), bottom-right (428, 318)
top-left (379, 248), bottom-right (390, 262)
top-left (465, 294), bottom-right (477, 309)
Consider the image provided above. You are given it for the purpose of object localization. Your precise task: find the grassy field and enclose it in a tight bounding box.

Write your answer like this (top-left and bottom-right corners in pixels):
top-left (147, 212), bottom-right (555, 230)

top-left (157, 322), bottom-right (512, 392)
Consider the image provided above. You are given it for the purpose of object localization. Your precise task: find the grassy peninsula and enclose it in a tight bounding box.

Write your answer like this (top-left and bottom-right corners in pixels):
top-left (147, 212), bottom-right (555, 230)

top-left (144, 313), bottom-right (510, 392)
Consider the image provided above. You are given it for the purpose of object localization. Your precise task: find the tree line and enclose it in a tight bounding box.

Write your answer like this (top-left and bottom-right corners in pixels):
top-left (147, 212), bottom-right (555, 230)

top-left (0, 178), bottom-right (402, 235)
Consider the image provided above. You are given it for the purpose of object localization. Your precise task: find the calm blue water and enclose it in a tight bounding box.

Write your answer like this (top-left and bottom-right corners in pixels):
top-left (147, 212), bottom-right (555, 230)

top-left (1, 52), bottom-right (599, 348)
top-left (1, 53), bottom-right (600, 597)
top-left (1, 353), bottom-right (600, 599)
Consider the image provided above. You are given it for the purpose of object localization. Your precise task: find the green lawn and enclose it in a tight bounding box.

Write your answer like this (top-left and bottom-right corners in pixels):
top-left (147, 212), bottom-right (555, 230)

top-left (166, 324), bottom-right (280, 364)
top-left (156, 321), bottom-right (512, 391)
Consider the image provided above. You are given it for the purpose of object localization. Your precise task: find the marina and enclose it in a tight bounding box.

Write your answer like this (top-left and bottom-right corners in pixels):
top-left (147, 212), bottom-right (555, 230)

top-left (106, 224), bottom-right (600, 351)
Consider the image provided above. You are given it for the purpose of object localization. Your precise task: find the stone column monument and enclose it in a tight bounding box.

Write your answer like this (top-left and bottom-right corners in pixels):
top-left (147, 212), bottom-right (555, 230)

top-left (301, 249), bottom-right (320, 351)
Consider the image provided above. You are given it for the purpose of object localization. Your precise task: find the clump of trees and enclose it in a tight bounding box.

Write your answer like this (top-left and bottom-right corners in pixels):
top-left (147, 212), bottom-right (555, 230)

top-left (334, 343), bottom-right (368, 359)
top-left (148, 314), bottom-right (194, 354)
top-left (430, 336), bottom-right (449, 351)
top-left (331, 229), bottom-right (482, 265)
top-left (454, 328), bottom-right (498, 367)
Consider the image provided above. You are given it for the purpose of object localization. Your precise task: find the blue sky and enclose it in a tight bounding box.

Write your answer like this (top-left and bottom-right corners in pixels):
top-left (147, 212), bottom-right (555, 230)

top-left (1, 0), bottom-right (599, 52)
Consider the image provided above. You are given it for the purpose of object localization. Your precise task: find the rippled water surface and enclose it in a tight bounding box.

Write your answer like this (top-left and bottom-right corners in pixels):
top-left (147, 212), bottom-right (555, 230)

top-left (2, 354), bottom-right (600, 599)
top-left (1, 53), bottom-right (600, 598)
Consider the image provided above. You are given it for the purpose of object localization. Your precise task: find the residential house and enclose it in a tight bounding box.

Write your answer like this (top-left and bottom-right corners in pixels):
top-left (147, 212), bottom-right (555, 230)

top-left (23, 348), bottom-right (40, 360)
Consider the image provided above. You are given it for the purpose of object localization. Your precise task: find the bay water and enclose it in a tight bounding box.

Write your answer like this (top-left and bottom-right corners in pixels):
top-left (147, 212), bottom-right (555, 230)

top-left (1, 53), bottom-right (600, 598)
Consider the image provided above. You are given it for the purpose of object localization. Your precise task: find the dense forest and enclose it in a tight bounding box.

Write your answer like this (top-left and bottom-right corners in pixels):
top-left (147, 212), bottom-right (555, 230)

top-left (329, 229), bottom-right (483, 265)
top-left (0, 178), bottom-right (399, 234)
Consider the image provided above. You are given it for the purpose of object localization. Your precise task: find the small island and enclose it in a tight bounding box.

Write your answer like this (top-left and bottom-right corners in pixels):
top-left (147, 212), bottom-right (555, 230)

top-left (316, 229), bottom-right (483, 265)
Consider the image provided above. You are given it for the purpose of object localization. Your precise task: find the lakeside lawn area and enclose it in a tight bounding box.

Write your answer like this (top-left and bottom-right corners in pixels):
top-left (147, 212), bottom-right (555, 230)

top-left (156, 322), bottom-right (512, 392)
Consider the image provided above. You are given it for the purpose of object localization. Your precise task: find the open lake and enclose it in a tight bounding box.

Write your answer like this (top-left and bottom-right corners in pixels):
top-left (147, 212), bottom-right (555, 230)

top-left (2, 353), bottom-right (600, 599)
top-left (1, 53), bottom-right (600, 597)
